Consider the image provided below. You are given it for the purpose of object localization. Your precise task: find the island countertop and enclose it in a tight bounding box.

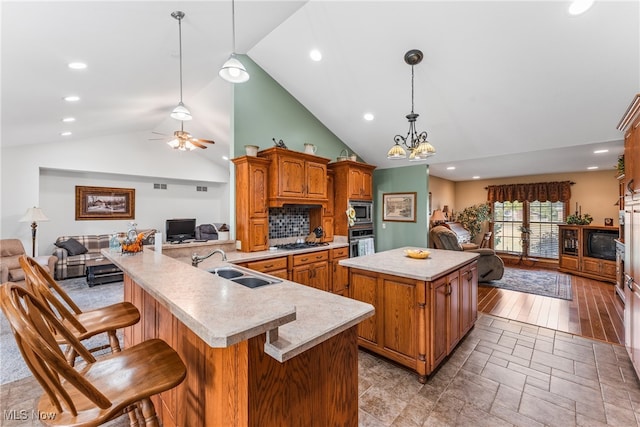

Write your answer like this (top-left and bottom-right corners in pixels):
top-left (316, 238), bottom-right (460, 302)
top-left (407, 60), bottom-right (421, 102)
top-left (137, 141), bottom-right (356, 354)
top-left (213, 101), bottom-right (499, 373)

top-left (103, 249), bottom-right (373, 362)
top-left (339, 247), bottom-right (479, 281)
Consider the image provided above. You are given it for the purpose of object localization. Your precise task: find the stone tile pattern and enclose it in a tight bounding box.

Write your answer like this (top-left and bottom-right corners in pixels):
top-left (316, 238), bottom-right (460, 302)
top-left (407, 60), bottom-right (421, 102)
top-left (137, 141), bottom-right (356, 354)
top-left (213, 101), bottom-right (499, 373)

top-left (3, 313), bottom-right (640, 426)
top-left (358, 313), bottom-right (640, 426)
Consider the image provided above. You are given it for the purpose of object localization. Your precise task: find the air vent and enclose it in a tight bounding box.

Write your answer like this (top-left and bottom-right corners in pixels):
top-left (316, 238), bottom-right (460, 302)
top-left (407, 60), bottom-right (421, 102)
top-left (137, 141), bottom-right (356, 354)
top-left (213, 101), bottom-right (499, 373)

top-left (197, 186), bottom-right (208, 192)
top-left (153, 183), bottom-right (168, 190)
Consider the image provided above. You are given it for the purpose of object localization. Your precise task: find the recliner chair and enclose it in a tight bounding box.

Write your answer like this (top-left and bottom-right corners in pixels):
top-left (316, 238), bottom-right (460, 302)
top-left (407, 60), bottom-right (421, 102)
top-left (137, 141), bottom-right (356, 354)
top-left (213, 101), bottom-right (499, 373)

top-left (0, 239), bottom-right (57, 283)
top-left (429, 225), bottom-right (504, 282)
top-left (195, 224), bottom-right (218, 241)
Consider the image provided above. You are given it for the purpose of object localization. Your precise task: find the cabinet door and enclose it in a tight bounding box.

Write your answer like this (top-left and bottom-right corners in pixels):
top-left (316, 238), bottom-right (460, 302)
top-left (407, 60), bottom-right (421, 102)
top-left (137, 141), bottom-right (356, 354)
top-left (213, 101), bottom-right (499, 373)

top-left (306, 160), bottom-right (327, 199)
top-left (432, 276), bottom-right (448, 368)
top-left (382, 275), bottom-right (416, 359)
top-left (332, 257), bottom-right (348, 296)
top-left (582, 258), bottom-right (602, 276)
top-left (350, 270), bottom-right (379, 345)
top-left (309, 261), bottom-right (329, 292)
top-left (361, 169), bottom-right (373, 199)
top-left (278, 156), bottom-right (305, 197)
top-left (460, 262), bottom-right (478, 336)
top-left (632, 282), bottom-right (640, 374)
top-left (249, 218), bottom-right (268, 251)
top-left (324, 173), bottom-right (335, 216)
top-left (249, 162), bottom-right (268, 217)
top-left (322, 216), bottom-right (334, 242)
top-left (448, 273), bottom-right (461, 353)
top-left (348, 168), bottom-right (364, 199)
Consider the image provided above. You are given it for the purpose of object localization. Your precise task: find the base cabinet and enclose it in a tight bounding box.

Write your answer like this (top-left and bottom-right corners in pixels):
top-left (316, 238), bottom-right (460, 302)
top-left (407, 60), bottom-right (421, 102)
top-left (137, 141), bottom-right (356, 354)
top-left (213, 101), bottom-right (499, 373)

top-left (291, 251), bottom-right (330, 292)
top-left (348, 260), bottom-right (478, 382)
top-left (124, 275), bottom-right (360, 427)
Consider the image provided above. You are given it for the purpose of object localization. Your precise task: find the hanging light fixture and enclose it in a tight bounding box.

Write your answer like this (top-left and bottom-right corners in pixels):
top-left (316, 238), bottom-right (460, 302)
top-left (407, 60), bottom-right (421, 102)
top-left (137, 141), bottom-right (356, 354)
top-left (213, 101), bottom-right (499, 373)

top-left (387, 49), bottom-right (435, 161)
top-left (170, 11), bottom-right (192, 121)
top-left (219, 0), bottom-right (249, 83)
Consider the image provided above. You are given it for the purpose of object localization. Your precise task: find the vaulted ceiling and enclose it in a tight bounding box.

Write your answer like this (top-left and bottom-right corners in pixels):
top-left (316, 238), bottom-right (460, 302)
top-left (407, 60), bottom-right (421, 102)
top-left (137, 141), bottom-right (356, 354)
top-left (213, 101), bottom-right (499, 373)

top-left (2, 1), bottom-right (638, 181)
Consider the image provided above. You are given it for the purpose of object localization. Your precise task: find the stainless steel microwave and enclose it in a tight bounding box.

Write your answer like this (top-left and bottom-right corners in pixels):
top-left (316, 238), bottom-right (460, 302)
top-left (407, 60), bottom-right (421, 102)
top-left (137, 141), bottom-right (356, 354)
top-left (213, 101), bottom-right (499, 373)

top-left (350, 200), bottom-right (373, 225)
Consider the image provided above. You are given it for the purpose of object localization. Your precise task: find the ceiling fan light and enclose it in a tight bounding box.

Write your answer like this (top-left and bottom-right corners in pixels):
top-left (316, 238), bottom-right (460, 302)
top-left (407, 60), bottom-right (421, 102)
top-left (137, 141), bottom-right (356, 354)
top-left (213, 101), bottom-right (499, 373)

top-left (387, 143), bottom-right (407, 159)
top-left (219, 54), bottom-right (250, 83)
top-left (170, 102), bottom-right (192, 121)
top-left (185, 141), bottom-right (197, 151)
top-left (167, 138), bottom-right (180, 149)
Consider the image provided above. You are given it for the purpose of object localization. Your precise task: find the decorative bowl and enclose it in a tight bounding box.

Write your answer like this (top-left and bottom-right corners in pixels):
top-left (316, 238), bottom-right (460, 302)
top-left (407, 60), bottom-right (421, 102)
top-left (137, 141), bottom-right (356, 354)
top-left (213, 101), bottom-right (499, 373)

top-left (404, 249), bottom-right (430, 259)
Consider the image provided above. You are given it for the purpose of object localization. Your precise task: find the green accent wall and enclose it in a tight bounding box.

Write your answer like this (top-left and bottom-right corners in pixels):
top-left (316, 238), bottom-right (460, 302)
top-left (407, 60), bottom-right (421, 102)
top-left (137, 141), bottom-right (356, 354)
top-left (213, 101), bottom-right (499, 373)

top-left (234, 55), bottom-right (355, 160)
top-left (374, 165), bottom-right (430, 252)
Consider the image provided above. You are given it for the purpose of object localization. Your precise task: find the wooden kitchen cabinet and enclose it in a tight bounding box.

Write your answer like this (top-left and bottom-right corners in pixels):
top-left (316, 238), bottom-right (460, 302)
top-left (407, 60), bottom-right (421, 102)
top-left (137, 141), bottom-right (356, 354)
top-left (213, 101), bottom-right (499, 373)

top-left (246, 256), bottom-right (289, 280)
top-left (347, 260), bottom-right (477, 382)
top-left (329, 160), bottom-right (376, 236)
top-left (331, 246), bottom-right (349, 296)
top-left (291, 250), bottom-right (330, 292)
top-left (558, 225), bottom-right (617, 283)
top-left (233, 156), bottom-right (271, 252)
top-left (258, 147), bottom-right (330, 207)
top-left (309, 171), bottom-right (335, 242)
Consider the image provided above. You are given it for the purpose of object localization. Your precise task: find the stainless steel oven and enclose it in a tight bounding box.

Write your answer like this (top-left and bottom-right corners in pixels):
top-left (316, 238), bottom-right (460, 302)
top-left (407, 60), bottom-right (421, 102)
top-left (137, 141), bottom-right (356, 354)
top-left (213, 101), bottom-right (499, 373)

top-left (349, 227), bottom-right (375, 257)
top-left (349, 200), bottom-right (373, 226)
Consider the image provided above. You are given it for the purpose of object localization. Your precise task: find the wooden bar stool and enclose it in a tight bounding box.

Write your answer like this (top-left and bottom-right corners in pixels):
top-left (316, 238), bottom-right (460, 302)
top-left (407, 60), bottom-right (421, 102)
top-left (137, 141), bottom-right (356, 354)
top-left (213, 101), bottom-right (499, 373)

top-left (19, 255), bottom-right (139, 364)
top-left (0, 283), bottom-right (186, 426)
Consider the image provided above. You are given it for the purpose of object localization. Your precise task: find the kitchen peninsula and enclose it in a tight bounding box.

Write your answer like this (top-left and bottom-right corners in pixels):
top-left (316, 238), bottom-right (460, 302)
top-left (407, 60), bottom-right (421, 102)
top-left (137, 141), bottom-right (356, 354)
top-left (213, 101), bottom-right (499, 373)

top-left (104, 249), bottom-right (373, 427)
top-left (339, 247), bottom-right (479, 382)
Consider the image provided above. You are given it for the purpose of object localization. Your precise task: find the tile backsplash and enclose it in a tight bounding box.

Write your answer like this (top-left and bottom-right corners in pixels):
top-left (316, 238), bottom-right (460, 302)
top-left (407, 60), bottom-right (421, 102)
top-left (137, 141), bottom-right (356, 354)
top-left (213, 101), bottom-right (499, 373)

top-left (269, 206), bottom-right (310, 239)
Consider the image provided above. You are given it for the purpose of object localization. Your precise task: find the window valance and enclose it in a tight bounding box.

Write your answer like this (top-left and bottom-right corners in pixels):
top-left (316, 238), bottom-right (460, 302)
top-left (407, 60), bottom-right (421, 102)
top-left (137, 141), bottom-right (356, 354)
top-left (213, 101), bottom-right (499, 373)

top-left (486, 181), bottom-right (572, 203)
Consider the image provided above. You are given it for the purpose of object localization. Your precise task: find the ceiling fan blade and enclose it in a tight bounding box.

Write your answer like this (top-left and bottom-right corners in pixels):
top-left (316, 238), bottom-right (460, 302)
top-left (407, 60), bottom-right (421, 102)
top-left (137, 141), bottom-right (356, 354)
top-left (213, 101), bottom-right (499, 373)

top-left (190, 140), bottom-right (208, 149)
top-left (148, 138), bottom-right (168, 141)
top-left (192, 138), bottom-right (215, 144)
top-left (151, 131), bottom-right (169, 136)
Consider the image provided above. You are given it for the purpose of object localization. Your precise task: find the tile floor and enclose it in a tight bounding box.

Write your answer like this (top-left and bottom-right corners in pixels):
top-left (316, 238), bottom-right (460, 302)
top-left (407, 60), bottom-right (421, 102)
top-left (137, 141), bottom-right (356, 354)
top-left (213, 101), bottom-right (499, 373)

top-left (2, 313), bottom-right (640, 426)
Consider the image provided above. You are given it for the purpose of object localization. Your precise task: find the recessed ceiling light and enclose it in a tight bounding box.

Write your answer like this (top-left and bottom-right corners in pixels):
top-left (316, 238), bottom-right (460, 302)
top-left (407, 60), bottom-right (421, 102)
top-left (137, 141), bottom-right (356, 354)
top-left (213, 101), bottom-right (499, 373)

top-left (309, 49), bottom-right (322, 62)
top-left (568, 0), bottom-right (594, 15)
top-left (68, 62), bottom-right (87, 70)
top-left (472, 176), bottom-right (480, 180)
top-left (64, 95), bottom-right (80, 102)
top-left (62, 117), bottom-right (76, 122)
top-left (363, 113), bottom-right (374, 121)
top-left (593, 149), bottom-right (609, 154)
top-left (60, 131), bottom-right (72, 136)
top-left (446, 166), bottom-right (456, 170)
top-left (587, 166), bottom-right (599, 170)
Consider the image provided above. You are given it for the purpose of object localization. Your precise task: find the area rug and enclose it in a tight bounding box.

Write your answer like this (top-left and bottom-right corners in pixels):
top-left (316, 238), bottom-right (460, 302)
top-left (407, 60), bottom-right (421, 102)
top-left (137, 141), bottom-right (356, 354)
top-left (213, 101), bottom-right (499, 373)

top-left (0, 277), bottom-right (124, 384)
top-left (481, 267), bottom-right (573, 301)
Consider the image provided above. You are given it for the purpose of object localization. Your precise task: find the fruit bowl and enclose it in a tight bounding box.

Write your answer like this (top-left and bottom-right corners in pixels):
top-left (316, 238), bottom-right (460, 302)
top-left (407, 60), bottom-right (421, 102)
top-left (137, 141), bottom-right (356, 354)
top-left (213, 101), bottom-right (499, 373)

top-left (404, 249), bottom-right (430, 259)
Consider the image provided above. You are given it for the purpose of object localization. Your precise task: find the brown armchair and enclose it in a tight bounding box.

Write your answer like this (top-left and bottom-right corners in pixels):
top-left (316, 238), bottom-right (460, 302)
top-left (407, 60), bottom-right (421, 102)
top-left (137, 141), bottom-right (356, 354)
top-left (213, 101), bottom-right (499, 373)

top-left (0, 239), bottom-right (57, 283)
top-left (429, 225), bottom-right (504, 282)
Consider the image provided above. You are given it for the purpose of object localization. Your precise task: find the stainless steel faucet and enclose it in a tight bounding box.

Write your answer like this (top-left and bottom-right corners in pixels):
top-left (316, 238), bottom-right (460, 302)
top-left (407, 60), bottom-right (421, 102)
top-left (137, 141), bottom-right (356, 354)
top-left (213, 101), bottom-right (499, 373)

top-left (192, 249), bottom-right (227, 267)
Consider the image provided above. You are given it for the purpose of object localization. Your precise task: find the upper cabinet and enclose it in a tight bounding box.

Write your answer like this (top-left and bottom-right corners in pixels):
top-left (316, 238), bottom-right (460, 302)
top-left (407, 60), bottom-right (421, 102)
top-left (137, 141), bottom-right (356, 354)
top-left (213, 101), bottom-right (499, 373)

top-left (232, 156), bottom-right (271, 252)
top-left (619, 94), bottom-right (640, 197)
top-left (259, 147), bottom-right (330, 207)
top-left (330, 160), bottom-right (376, 236)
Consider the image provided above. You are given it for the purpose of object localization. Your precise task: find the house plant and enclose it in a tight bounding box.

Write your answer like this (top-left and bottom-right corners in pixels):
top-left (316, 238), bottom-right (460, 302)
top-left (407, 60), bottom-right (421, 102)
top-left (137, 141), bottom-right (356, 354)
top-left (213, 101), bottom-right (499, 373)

top-left (457, 203), bottom-right (491, 241)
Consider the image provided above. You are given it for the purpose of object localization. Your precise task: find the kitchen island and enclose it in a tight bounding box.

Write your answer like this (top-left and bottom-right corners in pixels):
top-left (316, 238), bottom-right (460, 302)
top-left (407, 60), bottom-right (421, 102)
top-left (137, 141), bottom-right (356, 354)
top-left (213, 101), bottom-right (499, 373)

top-left (339, 247), bottom-right (479, 382)
top-left (104, 249), bottom-right (373, 427)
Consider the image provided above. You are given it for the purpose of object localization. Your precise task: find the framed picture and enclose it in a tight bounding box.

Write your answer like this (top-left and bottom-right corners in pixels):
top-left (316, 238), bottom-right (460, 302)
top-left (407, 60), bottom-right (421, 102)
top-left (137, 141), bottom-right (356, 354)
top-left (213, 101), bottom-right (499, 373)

top-left (382, 192), bottom-right (417, 222)
top-left (75, 186), bottom-right (135, 220)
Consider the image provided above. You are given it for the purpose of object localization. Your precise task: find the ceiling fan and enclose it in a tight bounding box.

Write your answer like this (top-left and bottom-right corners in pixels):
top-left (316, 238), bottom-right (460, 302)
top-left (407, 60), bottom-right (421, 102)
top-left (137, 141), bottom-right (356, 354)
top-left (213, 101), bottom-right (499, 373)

top-left (151, 123), bottom-right (215, 151)
top-left (151, 11), bottom-right (215, 151)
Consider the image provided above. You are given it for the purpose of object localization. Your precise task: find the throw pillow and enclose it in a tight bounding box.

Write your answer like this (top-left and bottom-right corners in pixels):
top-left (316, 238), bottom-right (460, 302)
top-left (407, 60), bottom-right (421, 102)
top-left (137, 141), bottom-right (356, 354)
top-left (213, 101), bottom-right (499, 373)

top-left (55, 238), bottom-right (88, 256)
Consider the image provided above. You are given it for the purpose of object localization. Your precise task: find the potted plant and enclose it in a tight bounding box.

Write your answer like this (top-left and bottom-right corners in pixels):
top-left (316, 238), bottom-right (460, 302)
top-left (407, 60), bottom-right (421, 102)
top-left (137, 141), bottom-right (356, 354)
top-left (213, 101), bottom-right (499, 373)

top-left (457, 203), bottom-right (491, 241)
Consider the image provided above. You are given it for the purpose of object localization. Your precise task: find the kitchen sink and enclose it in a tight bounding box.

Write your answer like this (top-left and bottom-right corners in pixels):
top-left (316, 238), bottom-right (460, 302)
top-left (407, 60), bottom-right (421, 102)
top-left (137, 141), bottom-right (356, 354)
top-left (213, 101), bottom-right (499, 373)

top-left (231, 277), bottom-right (272, 288)
top-left (207, 266), bottom-right (281, 289)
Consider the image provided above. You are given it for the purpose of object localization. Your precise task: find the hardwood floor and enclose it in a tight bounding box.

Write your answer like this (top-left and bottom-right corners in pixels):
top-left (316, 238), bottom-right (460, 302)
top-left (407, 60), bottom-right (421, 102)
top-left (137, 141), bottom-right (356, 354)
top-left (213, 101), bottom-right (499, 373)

top-left (478, 267), bottom-right (625, 345)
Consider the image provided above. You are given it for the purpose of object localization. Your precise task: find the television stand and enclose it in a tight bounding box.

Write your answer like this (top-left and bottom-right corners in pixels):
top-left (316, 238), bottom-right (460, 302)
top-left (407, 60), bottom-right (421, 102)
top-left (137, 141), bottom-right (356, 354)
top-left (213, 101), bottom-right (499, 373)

top-left (558, 225), bottom-right (617, 283)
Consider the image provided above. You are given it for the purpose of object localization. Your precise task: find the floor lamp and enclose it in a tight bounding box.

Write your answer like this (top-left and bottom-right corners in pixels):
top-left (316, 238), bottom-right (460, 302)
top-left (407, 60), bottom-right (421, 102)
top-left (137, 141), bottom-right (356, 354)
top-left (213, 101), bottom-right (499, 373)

top-left (19, 207), bottom-right (49, 257)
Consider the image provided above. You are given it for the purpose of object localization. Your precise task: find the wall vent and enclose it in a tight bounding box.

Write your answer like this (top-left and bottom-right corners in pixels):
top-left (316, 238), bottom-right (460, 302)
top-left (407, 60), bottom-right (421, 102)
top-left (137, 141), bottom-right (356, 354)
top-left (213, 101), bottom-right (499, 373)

top-left (196, 186), bottom-right (208, 192)
top-left (153, 183), bottom-right (168, 190)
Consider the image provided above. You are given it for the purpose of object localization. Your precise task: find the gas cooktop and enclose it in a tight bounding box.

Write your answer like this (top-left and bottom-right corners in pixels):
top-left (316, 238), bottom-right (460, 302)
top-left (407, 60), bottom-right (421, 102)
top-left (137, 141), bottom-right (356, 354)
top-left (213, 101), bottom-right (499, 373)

top-left (275, 242), bottom-right (328, 250)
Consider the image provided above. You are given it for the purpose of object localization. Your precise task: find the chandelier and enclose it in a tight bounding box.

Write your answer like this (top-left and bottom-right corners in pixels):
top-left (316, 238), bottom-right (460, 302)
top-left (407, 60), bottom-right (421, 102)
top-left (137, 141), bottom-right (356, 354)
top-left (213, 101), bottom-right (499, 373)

top-left (387, 49), bottom-right (436, 161)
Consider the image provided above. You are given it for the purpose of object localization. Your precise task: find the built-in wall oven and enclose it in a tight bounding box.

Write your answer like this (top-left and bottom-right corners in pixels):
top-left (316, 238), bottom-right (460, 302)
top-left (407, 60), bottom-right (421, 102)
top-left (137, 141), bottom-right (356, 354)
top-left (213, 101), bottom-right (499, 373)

top-left (349, 226), bottom-right (375, 258)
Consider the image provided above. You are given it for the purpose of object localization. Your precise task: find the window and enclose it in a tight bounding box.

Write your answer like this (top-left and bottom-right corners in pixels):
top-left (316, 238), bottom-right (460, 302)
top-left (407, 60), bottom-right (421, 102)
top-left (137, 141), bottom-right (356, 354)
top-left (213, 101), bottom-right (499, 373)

top-left (493, 201), bottom-right (566, 259)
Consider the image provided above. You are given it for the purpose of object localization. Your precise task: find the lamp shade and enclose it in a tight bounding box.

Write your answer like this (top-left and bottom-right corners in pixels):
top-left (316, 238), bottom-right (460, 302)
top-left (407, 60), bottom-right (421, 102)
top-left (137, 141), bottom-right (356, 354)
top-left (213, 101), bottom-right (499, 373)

top-left (431, 209), bottom-right (446, 223)
top-left (170, 102), bottom-right (192, 121)
top-left (19, 207), bottom-right (49, 223)
top-left (219, 54), bottom-right (250, 83)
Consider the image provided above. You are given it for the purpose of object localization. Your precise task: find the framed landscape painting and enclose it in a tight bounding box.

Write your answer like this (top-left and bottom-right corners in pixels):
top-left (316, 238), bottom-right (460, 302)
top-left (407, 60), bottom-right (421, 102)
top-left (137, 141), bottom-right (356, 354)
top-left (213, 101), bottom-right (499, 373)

top-left (75, 186), bottom-right (135, 220)
top-left (382, 192), bottom-right (417, 222)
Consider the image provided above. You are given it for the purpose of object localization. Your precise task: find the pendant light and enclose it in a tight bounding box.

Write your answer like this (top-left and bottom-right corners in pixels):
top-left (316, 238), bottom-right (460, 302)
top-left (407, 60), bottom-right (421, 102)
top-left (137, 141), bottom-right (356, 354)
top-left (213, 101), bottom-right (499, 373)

top-left (387, 49), bottom-right (435, 161)
top-left (219, 0), bottom-right (249, 83)
top-left (170, 11), bottom-right (192, 121)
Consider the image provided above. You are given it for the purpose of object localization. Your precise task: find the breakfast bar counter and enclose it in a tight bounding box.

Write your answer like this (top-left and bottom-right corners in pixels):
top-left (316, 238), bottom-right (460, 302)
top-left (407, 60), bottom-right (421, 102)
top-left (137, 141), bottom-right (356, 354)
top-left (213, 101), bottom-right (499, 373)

top-left (104, 249), bottom-right (373, 427)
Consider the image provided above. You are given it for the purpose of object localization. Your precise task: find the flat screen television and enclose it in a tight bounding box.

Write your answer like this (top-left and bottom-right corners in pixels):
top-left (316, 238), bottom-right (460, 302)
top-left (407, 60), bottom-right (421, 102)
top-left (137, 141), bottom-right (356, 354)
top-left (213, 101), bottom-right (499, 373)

top-left (585, 229), bottom-right (618, 261)
top-left (166, 218), bottom-right (196, 243)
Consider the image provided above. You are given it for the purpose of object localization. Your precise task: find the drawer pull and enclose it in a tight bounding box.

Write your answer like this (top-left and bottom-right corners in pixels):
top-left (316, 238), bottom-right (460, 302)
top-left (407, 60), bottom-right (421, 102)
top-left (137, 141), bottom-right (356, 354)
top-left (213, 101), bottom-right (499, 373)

top-left (264, 264), bottom-right (273, 268)
top-left (301, 257), bottom-right (309, 262)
